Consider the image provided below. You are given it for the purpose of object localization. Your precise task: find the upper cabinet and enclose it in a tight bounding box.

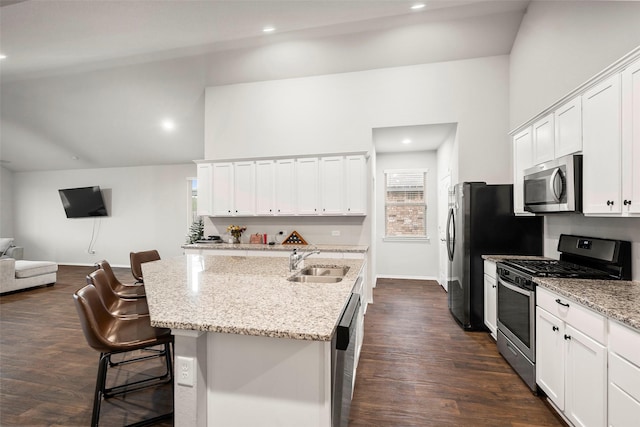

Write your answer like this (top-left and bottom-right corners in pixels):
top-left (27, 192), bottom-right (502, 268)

top-left (196, 153), bottom-right (368, 217)
top-left (510, 48), bottom-right (639, 217)
top-left (532, 113), bottom-right (555, 164)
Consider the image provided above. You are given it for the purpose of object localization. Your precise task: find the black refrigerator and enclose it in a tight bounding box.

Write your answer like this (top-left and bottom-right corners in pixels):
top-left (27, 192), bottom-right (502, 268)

top-left (446, 182), bottom-right (543, 330)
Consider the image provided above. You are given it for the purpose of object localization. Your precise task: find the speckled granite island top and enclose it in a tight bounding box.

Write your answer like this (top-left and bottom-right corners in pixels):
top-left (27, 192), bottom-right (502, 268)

top-left (534, 277), bottom-right (640, 332)
top-left (482, 254), bottom-right (551, 262)
top-left (182, 243), bottom-right (368, 253)
top-left (141, 255), bottom-right (364, 341)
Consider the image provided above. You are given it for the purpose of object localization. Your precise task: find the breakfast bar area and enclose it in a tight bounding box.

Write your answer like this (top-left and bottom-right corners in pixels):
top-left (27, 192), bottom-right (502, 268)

top-left (142, 254), bottom-right (366, 427)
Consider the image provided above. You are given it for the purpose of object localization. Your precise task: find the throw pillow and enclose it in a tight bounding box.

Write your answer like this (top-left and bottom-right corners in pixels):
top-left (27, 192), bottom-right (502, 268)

top-left (0, 238), bottom-right (14, 256)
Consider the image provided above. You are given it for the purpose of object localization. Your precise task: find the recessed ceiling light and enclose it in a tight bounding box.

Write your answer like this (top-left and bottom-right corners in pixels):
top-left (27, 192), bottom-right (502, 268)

top-left (0, 54), bottom-right (7, 60)
top-left (263, 26), bottom-right (276, 33)
top-left (402, 139), bottom-right (412, 145)
top-left (161, 119), bottom-right (176, 131)
top-left (411, 3), bottom-right (426, 10)
top-left (71, 155), bottom-right (80, 160)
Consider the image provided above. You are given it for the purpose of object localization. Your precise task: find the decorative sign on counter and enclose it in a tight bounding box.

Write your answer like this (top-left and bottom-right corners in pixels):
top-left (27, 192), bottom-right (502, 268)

top-left (282, 230), bottom-right (308, 245)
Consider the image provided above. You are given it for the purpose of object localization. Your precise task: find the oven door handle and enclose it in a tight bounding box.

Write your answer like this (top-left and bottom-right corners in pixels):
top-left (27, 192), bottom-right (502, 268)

top-left (498, 277), bottom-right (534, 296)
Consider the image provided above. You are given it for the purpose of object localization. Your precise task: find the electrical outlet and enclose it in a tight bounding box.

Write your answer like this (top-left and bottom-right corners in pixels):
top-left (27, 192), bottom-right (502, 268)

top-left (176, 356), bottom-right (194, 387)
top-left (331, 230), bottom-right (341, 236)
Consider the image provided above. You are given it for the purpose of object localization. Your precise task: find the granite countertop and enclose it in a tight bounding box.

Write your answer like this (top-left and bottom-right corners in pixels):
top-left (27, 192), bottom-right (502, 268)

top-left (182, 242), bottom-right (368, 253)
top-left (142, 254), bottom-right (364, 341)
top-left (535, 277), bottom-right (640, 332)
top-left (482, 254), bottom-right (551, 262)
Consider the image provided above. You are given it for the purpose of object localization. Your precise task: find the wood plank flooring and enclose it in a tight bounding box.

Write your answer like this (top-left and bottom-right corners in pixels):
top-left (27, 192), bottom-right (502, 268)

top-left (0, 267), bottom-right (565, 426)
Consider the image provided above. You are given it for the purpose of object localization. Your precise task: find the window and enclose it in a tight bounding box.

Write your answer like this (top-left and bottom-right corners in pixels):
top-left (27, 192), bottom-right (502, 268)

top-left (384, 169), bottom-right (428, 239)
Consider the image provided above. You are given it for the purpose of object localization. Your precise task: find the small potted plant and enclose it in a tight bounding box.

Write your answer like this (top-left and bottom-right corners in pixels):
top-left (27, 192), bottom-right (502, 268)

top-left (227, 225), bottom-right (246, 244)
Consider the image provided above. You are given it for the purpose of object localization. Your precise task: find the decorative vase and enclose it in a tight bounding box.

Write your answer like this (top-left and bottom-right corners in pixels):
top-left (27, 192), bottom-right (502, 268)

top-left (232, 235), bottom-right (241, 244)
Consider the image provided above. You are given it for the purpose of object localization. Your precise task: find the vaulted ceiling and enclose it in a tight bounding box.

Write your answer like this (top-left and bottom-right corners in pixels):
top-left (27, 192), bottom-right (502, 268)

top-left (0, 0), bottom-right (529, 172)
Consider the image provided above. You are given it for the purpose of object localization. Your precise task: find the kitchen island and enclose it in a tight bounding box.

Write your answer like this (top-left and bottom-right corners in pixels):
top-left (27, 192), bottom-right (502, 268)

top-left (142, 254), bottom-right (365, 427)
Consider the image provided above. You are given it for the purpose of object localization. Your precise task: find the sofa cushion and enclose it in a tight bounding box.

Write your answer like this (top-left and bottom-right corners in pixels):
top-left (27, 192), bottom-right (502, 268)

top-left (0, 238), bottom-right (13, 256)
top-left (14, 260), bottom-right (58, 278)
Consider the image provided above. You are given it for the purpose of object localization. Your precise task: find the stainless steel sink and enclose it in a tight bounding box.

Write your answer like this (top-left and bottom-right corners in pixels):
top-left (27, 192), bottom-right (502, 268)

top-left (300, 266), bottom-right (350, 277)
top-left (288, 275), bottom-right (344, 283)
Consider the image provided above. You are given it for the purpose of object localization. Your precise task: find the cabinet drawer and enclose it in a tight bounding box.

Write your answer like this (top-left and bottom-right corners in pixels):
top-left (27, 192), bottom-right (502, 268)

top-left (609, 320), bottom-right (640, 366)
top-left (484, 260), bottom-right (496, 279)
top-left (610, 352), bottom-right (640, 403)
top-left (536, 287), bottom-right (606, 343)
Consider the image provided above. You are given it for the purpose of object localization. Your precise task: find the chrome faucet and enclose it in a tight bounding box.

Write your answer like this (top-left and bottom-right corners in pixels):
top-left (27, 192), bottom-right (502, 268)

top-left (289, 246), bottom-right (320, 271)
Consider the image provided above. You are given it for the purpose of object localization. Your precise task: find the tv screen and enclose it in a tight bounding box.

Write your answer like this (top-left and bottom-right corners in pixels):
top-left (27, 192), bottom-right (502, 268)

top-left (58, 186), bottom-right (108, 218)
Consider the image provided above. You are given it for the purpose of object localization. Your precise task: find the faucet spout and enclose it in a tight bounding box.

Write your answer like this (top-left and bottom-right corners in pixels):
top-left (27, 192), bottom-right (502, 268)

top-left (289, 246), bottom-right (320, 271)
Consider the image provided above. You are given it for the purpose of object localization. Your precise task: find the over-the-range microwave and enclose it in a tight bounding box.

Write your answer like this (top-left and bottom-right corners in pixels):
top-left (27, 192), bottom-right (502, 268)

top-left (523, 154), bottom-right (582, 214)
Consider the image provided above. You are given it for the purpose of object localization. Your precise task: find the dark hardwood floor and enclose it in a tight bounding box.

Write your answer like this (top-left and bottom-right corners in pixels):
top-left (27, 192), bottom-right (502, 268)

top-left (1, 267), bottom-right (565, 426)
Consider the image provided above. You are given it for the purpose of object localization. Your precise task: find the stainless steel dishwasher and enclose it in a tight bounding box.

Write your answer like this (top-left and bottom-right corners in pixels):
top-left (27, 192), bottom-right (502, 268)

top-left (332, 291), bottom-right (361, 427)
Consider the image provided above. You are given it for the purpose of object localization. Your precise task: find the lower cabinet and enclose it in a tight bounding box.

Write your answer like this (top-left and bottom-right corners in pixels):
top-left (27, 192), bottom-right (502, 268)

top-left (608, 320), bottom-right (640, 427)
top-left (483, 260), bottom-right (497, 340)
top-left (536, 287), bottom-right (607, 427)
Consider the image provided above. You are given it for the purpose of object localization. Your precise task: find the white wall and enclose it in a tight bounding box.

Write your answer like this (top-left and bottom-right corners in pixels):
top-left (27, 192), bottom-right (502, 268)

top-left (375, 151), bottom-right (438, 279)
top-left (204, 55), bottom-right (512, 185)
top-left (13, 164), bottom-right (195, 266)
top-left (510, 0), bottom-right (640, 281)
top-left (0, 166), bottom-right (14, 237)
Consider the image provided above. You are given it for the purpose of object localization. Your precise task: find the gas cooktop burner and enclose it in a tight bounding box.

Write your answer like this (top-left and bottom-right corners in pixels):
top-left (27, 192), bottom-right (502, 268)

top-left (501, 259), bottom-right (614, 279)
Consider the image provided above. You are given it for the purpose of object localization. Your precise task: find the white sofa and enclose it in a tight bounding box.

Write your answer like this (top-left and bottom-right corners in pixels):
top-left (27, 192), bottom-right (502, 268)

top-left (0, 254), bottom-right (58, 294)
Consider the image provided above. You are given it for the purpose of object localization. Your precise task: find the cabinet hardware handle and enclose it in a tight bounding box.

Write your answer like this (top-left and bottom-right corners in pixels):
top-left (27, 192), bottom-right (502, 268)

top-left (552, 326), bottom-right (559, 332)
top-left (492, 285), bottom-right (497, 288)
top-left (624, 199), bottom-right (632, 206)
top-left (607, 200), bottom-right (615, 206)
top-left (555, 298), bottom-right (570, 308)
top-left (564, 334), bottom-right (571, 340)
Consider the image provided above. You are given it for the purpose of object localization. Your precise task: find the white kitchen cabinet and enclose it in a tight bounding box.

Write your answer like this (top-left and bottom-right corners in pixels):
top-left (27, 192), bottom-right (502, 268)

top-left (582, 74), bottom-right (622, 214)
top-left (536, 287), bottom-right (607, 427)
top-left (234, 161), bottom-right (255, 216)
top-left (320, 156), bottom-right (344, 215)
top-left (212, 162), bottom-right (234, 216)
top-left (483, 260), bottom-right (497, 340)
top-left (196, 162), bottom-right (213, 216)
top-left (532, 113), bottom-right (555, 165)
top-left (296, 157), bottom-right (320, 215)
top-left (275, 159), bottom-right (296, 215)
top-left (255, 160), bottom-right (276, 215)
top-left (554, 97), bottom-right (583, 158)
top-left (608, 320), bottom-right (640, 427)
top-left (621, 58), bottom-right (640, 215)
top-left (513, 127), bottom-right (534, 215)
top-left (344, 155), bottom-right (367, 215)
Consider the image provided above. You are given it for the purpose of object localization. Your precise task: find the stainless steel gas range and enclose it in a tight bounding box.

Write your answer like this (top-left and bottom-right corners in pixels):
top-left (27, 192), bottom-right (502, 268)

top-left (495, 234), bottom-right (632, 391)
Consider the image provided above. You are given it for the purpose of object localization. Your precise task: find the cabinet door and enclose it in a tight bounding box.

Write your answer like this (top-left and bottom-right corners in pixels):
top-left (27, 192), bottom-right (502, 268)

top-left (320, 156), bottom-right (344, 215)
top-left (565, 324), bottom-right (607, 427)
top-left (483, 274), bottom-right (497, 340)
top-left (536, 307), bottom-right (565, 410)
top-left (622, 58), bottom-right (640, 215)
top-left (555, 97), bottom-right (583, 158)
top-left (212, 162), bottom-right (234, 216)
top-left (296, 158), bottom-right (319, 215)
top-left (255, 160), bottom-right (275, 215)
top-left (344, 155), bottom-right (366, 215)
top-left (532, 113), bottom-right (555, 164)
top-left (196, 163), bottom-right (213, 216)
top-left (583, 74), bottom-right (622, 214)
top-left (513, 127), bottom-right (534, 215)
top-left (275, 159), bottom-right (296, 215)
top-left (234, 161), bottom-right (255, 216)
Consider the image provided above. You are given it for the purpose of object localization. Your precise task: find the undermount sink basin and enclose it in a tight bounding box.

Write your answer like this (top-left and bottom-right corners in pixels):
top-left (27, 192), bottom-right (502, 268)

top-left (300, 266), bottom-right (350, 277)
top-left (288, 275), bottom-right (344, 283)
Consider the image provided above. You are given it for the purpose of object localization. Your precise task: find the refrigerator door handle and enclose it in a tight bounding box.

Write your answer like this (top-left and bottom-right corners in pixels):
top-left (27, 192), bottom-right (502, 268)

top-left (446, 207), bottom-right (455, 261)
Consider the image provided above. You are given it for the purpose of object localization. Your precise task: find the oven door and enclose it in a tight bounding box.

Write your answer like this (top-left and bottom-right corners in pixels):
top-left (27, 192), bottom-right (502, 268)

top-left (497, 277), bottom-right (536, 363)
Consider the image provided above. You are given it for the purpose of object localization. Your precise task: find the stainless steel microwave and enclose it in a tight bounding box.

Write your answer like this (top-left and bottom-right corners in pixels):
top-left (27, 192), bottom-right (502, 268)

top-left (523, 155), bottom-right (582, 213)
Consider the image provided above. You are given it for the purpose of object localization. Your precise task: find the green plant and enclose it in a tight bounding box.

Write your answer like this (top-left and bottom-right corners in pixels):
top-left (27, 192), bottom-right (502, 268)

top-left (186, 217), bottom-right (204, 244)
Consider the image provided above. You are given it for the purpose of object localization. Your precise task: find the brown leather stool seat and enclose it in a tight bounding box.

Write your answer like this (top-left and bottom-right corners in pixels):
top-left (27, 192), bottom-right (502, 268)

top-left (87, 269), bottom-right (149, 317)
top-left (129, 250), bottom-right (161, 284)
top-left (73, 284), bottom-right (173, 427)
top-left (95, 259), bottom-right (145, 299)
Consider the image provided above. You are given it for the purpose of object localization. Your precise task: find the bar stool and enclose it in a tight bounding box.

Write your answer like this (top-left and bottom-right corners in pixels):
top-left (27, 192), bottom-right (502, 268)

top-left (73, 285), bottom-right (173, 427)
top-left (95, 259), bottom-right (145, 299)
top-left (87, 269), bottom-right (149, 317)
top-left (129, 250), bottom-right (161, 284)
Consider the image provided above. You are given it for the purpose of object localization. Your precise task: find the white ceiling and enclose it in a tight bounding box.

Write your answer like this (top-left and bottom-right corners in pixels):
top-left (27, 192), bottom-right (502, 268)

top-left (373, 123), bottom-right (457, 153)
top-left (0, 0), bottom-right (529, 172)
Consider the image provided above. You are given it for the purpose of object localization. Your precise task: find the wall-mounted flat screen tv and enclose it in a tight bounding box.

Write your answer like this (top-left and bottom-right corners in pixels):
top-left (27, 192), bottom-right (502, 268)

top-left (58, 186), bottom-right (108, 218)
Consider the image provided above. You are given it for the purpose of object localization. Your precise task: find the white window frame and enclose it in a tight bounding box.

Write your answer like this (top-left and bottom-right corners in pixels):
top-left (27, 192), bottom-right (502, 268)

top-left (383, 168), bottom-right (429, 242)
